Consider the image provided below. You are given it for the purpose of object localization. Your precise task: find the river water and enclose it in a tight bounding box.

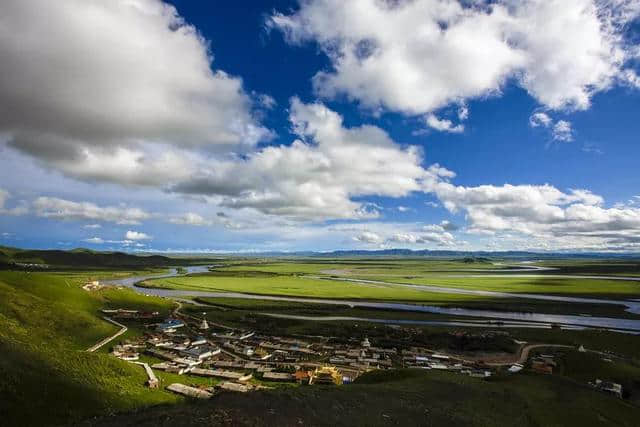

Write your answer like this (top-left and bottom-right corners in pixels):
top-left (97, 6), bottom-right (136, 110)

top-left (103, 266), bottom-right (640, 333)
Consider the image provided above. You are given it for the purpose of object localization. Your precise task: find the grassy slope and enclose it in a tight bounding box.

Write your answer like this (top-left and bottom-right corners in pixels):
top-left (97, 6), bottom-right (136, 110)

top-left (86, 369), bottom-right (640, 427)
top-left (0, 271), bottom-right (182, 426)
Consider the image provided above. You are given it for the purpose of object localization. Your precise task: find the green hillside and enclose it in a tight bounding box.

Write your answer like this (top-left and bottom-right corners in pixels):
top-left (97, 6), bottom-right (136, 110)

top-left (0, 246), bottom-right (217, 269)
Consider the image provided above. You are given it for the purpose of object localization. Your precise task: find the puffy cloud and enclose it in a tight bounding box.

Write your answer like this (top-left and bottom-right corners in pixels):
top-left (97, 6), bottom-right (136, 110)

top-left (552, 120), bottom-right (574, 142)
top-left (529, 112), bottom-right (574, 142)
top-left (0, 190), bottom-right (7, 209)
top-left (169, 212), bottom-right (212, 226)
top-left (84, 237), bottom-right (104, 244)
top-left (342, 221), bottom-right (459, 248)
top-left (33, 197), bottom-right (150, 225)
top-left (529, 112), bottom-right (553, 128)
top-left (388, 230), bottom-right (455, 246)
top-left (458, 105), bottom-right (469, 121)
top-left (125, 230), bottom-right (152, 241)
top-left (432, 180), bottom-right (640, 249)
top-left (0, 0), bottom-right (271, 184)
top-left (425, 114), bottom-right (464, 133)
top-left (257, 94), bottom-right (277, 109)
top-left (353, 231), bottom-right (384, 244)
top-left (582, 143), bottom-right (604, 155)
top-left (270, 0), bottom-right (640, 115)
top-left (170, 98), bottom-right (446, 220)
top-left (440, 220), bottom-right (459, 231)
top-left (0, 188), bottom-right (28, 216)
top-left (621, 69), bottom-right (640, 88)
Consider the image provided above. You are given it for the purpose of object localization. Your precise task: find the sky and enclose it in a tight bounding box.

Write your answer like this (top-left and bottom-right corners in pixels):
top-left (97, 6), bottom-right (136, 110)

top-left (1, 0), bottom-right (640, 253)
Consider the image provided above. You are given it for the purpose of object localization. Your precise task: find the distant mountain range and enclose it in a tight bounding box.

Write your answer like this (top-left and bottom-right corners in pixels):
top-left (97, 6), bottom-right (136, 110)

top-left (1, 245), bottom-right (639, 269)
top-left (253, 249), bottom-right (640, 259)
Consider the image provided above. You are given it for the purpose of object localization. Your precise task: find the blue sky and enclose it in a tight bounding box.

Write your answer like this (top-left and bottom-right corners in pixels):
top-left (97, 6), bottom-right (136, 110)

top-left (1, 0), bottom-right (640, 252)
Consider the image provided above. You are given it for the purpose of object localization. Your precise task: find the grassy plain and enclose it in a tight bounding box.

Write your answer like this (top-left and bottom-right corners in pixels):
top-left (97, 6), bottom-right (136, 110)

top-left (2, 255), bottom-right (640, 426)
top-left (144, 259), bottom-right (640, 299)
top-left (143, 273), bottom-right (480, 302)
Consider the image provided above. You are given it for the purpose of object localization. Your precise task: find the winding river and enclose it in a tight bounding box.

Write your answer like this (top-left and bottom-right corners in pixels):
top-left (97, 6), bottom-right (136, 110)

top-left (103, 265), bottom-right (640, 333)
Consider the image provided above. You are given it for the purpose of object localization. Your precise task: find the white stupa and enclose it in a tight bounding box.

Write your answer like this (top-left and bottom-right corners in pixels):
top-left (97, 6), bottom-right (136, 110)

top-left (199, 313), bottom-right (209, 330)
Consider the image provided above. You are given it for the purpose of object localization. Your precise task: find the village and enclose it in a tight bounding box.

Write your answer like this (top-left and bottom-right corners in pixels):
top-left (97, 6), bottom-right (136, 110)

top-left (99, 304), bottom-right (606, 401)
top-left (90, 286), bottom-right (632, 404)
top-left (101, 305), bottom-right (629, 400)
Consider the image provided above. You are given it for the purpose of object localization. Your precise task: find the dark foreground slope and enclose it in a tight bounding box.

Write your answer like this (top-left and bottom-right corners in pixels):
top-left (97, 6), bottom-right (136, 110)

top-left (82, 369), bottom-right (639, 427)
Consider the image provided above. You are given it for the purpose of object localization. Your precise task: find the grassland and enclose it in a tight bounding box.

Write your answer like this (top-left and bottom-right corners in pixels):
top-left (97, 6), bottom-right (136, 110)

top-left (86, 369), bottom-right (640, 427)
top-left (142, 273), bottom-right (482, 302)
top-left (0, 270), bottom-right (187, 426)
top-left (2, 255), bottom-right (640, 426)
top-left (144, 260), bottom-right (640, 301)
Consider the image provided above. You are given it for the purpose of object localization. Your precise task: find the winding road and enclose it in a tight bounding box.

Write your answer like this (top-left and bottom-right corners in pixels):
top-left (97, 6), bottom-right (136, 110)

top-left (86, 316), bottom-right (128, 352)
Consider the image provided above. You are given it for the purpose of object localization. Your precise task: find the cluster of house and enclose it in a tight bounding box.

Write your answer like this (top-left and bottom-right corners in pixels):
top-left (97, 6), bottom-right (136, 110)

top-left (402, 347), bottom-right (493, 378)
top-left (326, 337), bottom-right (395, 371)
top-left (110, 309), bottom-right (631, 403)
top-left (109, 313), bottom-right (376, 397)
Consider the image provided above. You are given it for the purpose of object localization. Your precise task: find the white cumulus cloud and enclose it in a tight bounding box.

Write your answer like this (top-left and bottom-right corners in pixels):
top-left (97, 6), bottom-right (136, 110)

top-left (0, 0), bottom-right (272, 185)
top-left (33, 197), bottom-right (150, 225)
top-left (170, 98), bottom-right (449, 220)
top-left (125, 230), bottom-right (152, 241)
top-left (425, 114), bottom-right (465, 133)
top-left (529, 112), bottom-right (574, 142)
top-left (270, 0), bottom-right (640, 115)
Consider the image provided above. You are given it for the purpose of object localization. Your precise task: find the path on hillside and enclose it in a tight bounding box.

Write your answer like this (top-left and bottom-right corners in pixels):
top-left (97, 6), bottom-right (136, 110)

top-left (86, 317), bottom-right (128, 352)
top-left (514, 343), bottom-right (574, 365)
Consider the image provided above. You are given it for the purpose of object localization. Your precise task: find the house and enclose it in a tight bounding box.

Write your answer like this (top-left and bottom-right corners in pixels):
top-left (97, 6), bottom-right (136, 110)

top-left (181, 346), bottom-right (220, 360)
top-left (508, 364), bottom-right (523, 373)
top-left (432, 354), bottom-right (450, 360)
top-left (469, 370), bottom-right (492, 378)
top-left (240, 331), bottom-right (255, 340)
top-left (218, 381), bottom-right (250, 393)
top-left (166, 383), bottom-right (212, 399)
top-left (191, 337), bottom-right (207, 346)
top-left (593, 379), bottom-right (623, 398)
top-left (262, 372), bottom-right (295, 382)
top-left (152, 362), bottom-right (190, 375)
top-left (310, 366), bottom-right (343, 385)
top-left (156, 318), bottom-right (185, 332)
top-left (190, 368), bottom-right (252, 382)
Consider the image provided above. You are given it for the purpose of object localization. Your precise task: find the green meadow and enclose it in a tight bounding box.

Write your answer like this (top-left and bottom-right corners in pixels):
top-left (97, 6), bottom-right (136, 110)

top-left (0, 270), bottom-right (184, 426)
top-left (2, 255), bottom-right (640, 425)
top-left (143, 259), bottom-right (640, 302)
